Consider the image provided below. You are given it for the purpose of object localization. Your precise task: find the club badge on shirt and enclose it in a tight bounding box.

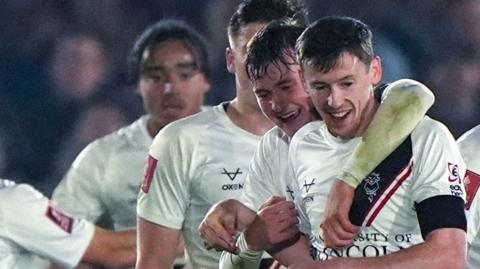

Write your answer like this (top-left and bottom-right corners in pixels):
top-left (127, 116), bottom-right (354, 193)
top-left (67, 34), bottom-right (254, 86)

top-left (141, 155), bottom-right (158, 194)
top-left (46, 203), bottom-right (74, 233)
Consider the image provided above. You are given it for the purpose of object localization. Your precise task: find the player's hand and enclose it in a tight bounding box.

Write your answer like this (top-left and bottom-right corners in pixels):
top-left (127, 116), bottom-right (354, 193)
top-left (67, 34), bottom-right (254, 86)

top-left (199, 199), bottom-right (256, 254)
top-left (320, 180), bottom-right (359, 248)
top-left (199, 199), bottom-right (240, 253)
top-left (244, 196), bottom-right (299, 251)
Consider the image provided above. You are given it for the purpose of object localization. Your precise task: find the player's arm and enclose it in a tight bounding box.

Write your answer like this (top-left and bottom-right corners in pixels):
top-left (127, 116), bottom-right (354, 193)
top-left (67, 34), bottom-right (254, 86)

top-left (322, 79), bottom-right (435, 248)
top-left (137, 125), bottom-right (193, 269)
top-left (3, 184), bottom-right (135, 268)
top-left (288, 228), bottom-right (466, 269)
top-left (199, 198), bottom-right (257, 254)
top-left (82, 227), bottom-right (136, 267)
top-left (219, 196), bottom-right (301, 269)
top-left (136, 218), bottom-right (181, 269)
top-left (269, 234), bottom-right (313, 266)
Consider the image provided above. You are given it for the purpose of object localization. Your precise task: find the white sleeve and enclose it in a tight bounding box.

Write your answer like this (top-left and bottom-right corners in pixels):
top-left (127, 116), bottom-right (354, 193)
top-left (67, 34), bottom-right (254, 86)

top-left (2, 184), bottom-right (95, 268)
top-left (137, 126), bottom-right (192, 229)
top-left (241, 135), bottom-right (282, 211)
top-left (52, 140), bottom-right (108, 222)
top-left (457, 126), bottom-right (480, 243)
top-left (466, 169), bottom-right (480, 243)
top-left (410, 118), bottom-right (466, 204)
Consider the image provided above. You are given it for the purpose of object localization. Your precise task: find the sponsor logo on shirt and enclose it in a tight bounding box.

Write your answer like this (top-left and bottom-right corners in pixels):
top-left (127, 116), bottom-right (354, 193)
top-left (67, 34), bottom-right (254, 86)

top-left (141, 155), bottom-right (158, 194)
top-left (448, 162), bottom-right (462, 184)
top-left (310, 231), bottom-right (415, 260)
top-left (221, 168), bottom-right (244, 191)
top-left (448, 162), bottom-right (464, 197)
top-left (465, 170), bottom-right (480, 210)
top-left (221, 168), bottom-right (243, 180)
top-left (302, 178), bottom-right (316, 204)
top-left (46, 203), bottom-right (74, 234)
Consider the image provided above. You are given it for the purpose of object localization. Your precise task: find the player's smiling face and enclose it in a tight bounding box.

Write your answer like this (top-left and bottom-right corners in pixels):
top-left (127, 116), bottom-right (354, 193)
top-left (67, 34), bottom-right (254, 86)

top-left (303, 52), bottom-right (382, 139)
top-left (253, 58), bottom-right (316, 137)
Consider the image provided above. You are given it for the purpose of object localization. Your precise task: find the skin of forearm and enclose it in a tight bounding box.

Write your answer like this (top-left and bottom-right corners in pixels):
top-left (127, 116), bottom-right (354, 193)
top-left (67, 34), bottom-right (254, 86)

top-left (339, 79), bottom-right (434, 187)
top-left (83, 228), bottom-right (137, 268)
top-left (108, 229), bottom-right (137, 267)
top-left (272, 235), bottom-right (313, 266)
top-left (232, 200), bottom-right (257, 231)
top-left (136, 218), bottom-right (180, 269)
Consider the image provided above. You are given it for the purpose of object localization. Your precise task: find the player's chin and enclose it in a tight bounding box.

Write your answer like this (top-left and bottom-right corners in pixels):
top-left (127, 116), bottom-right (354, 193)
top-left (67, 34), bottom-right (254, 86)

top-left (160, 110), bottom-right (187, 123)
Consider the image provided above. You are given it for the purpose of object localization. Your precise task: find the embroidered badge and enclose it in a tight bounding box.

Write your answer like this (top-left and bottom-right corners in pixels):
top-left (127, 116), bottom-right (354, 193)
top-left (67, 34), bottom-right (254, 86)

top-left (364, 172), bottom-right (381, 203)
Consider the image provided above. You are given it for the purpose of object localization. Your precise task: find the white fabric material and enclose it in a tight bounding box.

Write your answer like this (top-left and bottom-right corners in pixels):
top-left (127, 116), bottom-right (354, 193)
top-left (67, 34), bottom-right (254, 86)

top-left (241, 126), bottom-right (310, 234)
top-left (0, 180), bottom-right (94, 269)
top-left (458, 125), bottom-right (480, 269)
top-left (219, 127), bottom-right (309, 269)
top-left (289, 117), bottom-right (465, 260)
top-left (52, 115), bottom-right (153, 229)
top-left (137, 104), bottom-right (261, 268)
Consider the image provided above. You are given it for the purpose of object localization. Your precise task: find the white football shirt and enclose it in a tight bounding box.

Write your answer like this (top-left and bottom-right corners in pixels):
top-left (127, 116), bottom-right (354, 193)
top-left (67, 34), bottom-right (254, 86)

top-left (0, 180), bottom-right (94, 269)
top-left (457, 125), bottom-right (480, 269)
top-left (52, 115), bottom-right (152, 229)
top-left (242, 128), bottom-right (292, 203)
top-left (137, 104), bottom-right (261, 268)
top-left (289, 117), bottom-right (465, 260)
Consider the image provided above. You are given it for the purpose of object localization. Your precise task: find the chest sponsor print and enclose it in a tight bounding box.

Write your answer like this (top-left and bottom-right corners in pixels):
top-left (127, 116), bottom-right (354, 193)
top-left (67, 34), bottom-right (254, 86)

top-left (221, 168), bottom-right (244, 191)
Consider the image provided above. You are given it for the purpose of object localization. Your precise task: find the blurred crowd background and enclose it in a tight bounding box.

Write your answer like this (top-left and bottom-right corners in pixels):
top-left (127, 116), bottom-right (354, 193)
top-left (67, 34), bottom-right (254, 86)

top-left (0, 0), bottom-right (479, 194)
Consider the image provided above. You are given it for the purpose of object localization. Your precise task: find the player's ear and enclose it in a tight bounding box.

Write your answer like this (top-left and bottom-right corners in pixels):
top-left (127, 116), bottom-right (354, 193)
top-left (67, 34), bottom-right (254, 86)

top-left (370, 56), bottom-right (382, 85)
top-left (226, 47), bottom-right (235, 74)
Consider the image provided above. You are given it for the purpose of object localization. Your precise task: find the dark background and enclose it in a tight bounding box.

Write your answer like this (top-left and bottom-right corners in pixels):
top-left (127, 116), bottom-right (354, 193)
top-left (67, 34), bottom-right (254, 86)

top-left (1, 0), bottom-right (478, 193)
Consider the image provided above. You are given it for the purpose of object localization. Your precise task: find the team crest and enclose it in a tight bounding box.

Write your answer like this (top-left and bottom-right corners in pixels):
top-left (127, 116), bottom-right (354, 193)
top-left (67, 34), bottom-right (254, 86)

top-left (364, 172), bottom-right (381, 203)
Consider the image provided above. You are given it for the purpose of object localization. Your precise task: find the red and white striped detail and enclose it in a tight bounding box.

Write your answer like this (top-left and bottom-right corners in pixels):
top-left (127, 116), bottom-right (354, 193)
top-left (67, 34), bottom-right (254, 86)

top-left (269, 260), bottom-right (283, 269)
top-left (363, 159), bottom-right (414, 227)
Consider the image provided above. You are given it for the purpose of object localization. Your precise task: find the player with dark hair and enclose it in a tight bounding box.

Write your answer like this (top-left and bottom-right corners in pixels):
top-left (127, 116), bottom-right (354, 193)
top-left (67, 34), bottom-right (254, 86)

top-left (136, 1), bottom-right (308, 268)
top-left (52, 19), bottom-right (210, 267)
top-left (199, 19), bottom-right (435, 269)
top-left (286, 16), bottom-right (466, 269)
